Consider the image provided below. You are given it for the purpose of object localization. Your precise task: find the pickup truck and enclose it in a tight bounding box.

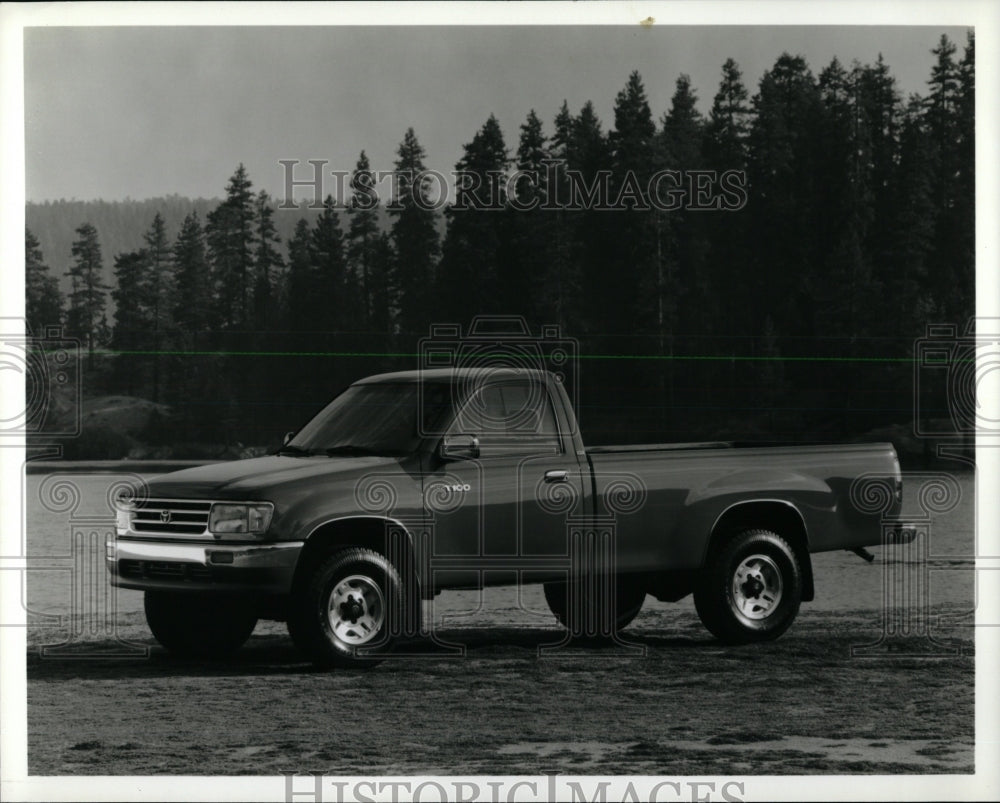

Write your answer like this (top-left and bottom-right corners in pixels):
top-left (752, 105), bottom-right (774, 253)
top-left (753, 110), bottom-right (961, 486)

top-left (109, 367), bottom-right (912, 668)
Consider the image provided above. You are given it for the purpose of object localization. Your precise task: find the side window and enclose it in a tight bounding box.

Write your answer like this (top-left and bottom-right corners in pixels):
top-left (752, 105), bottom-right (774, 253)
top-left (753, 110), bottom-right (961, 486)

top-left (453, 384), bottom-right (507, 434)
top-left (450, 380), bottom-right (561, 457)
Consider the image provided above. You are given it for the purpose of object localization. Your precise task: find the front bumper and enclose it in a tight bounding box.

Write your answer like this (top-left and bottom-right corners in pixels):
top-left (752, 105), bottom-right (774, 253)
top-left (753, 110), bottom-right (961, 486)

top-left (108, 538), bottom-right (303, 594)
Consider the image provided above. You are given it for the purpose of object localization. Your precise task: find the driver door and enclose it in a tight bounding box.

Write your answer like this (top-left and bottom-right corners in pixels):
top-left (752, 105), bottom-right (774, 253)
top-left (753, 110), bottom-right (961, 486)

top-left (424, 377), bottom-right (585, 591)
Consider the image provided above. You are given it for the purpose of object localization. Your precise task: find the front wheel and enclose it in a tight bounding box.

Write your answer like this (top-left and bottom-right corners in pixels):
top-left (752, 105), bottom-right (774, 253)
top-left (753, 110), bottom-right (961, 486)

top-left (286, 548), bottom-right (405, 669)
top-left (144, 591), bottom-right (258, 658)
top-left (694, 529), bottom-right (802, 644)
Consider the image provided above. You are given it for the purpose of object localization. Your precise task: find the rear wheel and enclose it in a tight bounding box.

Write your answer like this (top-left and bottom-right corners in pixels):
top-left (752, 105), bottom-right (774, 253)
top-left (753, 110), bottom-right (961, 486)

top-left (694, 529), bottom-right (802, 644)
top-left (144, 591), bottom-right (258, 658)
top-left (287, 548), bottom-right (405, 669)
top-left (543, 575), bottom-right (646, 638)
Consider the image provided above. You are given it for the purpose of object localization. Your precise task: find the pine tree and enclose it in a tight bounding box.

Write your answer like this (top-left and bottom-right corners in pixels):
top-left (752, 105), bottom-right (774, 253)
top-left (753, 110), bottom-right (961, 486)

top-left (926, 34), bottom-right (960, 154)
top-left (887, 95), bottom-right (937, 324)
top-left (662, 75), bottom-right (704, 171)
top-left (747, 54), bottom-right (824, 337)
top-left (143, 213), bottom-right (172, 330)
top-left (704, 59), bottom-right (752, 348)
top-left (951, 31), bottom-right (975, 321)
top-left (111, 249), bottom-right (150, 395)
top-left (659, 75), bottom-right (711, 429)
top-left (167, 212), bottom-right (211, 412)
top-left (704, 58), bottom-right (751, 169)
top-left (923, 35), bottom-right (960, 314)
top-left (310, 195), bottom-right (349, 335)
top-left (552, 101), bottom-right (574, 164)
top-left (142, 213), bottom-right (173, 401)
top-left (858, 55), bottom-right (900, 206)
top-left (206, 164), bottom-right (256, 329)
top-left (568, 100), bottom-right (613, 338)
top-left (390, 128), bottom-right (440, 336)
top-left (252, 190), bottom-right (284, 332)
top-left (284, 218), bottom-right (313, 333)
top-left (611, 71), bottom-right (656, 179)
top-left (347, 151), bottom-right (381, 327)
top-left (65, 222), bottom-right (109, 362)
top-left (368, 232), bottom-right (396, 338)
top-left (439, 114), bottom-right (510, 319)
top-left (662, 73), bottom-right (709, 332)
top-left (172, 212), bottom-right (210, 333)
top-left (111, 250), bottom-right (149, 348)
top-left (606, 72), bottom-right (668, 432)
top-left (25, 228), bottom-right (63, 334)
top-left (857, 54), bottom-right (902, 333)
top-left (915, 33), bottom-right (973, 324)
top-left (515, 109), bottom-right (548, 202)
top-left (571, 101), bottom-right (610, 178)
top-left (508, 109), bottom-right (555, 324)
top-left (542, 101), bottom-right (583, 332)
top-left (609, 71), bottom-right (659, 328)
top-left (814, 57), bottom-right (875, 333)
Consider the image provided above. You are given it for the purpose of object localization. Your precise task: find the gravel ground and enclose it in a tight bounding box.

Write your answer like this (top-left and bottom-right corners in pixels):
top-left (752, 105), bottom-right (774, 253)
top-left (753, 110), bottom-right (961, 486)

top-left (26, 594), bottom-right (974, 776)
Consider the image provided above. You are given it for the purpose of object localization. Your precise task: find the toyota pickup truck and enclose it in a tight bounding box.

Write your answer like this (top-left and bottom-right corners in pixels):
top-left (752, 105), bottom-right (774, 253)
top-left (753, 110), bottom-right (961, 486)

top-left (109, 367), bottom-right (912, 668)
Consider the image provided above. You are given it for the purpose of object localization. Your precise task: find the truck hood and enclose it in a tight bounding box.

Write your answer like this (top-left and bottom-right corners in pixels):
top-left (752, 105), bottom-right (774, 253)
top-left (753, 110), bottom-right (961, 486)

top-left (144, 455), bottom-right (402, 499)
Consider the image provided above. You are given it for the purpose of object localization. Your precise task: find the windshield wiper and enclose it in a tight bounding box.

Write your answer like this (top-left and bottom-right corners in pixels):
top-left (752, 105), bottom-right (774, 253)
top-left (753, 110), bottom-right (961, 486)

top-left (275, 444), bottom-right (315, 457)
top-left (323, 445), bottom-right (402, 457)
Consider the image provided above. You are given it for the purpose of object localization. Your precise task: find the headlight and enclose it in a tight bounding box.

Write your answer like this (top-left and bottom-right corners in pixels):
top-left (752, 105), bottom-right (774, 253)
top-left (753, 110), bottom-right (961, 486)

top-left (209, 503), bottom-right (274, 535)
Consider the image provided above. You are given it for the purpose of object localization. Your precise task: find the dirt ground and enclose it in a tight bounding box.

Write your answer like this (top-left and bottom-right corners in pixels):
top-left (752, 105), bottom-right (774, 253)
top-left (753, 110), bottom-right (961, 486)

top-left (26, 594), bottom-right (974, 776)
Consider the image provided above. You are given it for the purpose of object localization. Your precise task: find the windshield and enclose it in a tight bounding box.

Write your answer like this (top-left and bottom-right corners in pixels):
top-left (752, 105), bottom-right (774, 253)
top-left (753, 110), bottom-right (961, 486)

top-left (285, 382), bottom-right (452, 457)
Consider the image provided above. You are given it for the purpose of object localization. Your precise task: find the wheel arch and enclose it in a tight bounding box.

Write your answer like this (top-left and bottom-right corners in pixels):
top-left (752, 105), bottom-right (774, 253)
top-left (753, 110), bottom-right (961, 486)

top-left (292, 515), bottom-right (422, 599)
top-left (706, 500), bottom-right (814, 602)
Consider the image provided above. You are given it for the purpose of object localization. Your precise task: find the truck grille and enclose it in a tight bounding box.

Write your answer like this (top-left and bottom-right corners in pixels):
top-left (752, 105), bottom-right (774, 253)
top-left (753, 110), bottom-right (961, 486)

top-left (130, 499), bottom-right (212, 536)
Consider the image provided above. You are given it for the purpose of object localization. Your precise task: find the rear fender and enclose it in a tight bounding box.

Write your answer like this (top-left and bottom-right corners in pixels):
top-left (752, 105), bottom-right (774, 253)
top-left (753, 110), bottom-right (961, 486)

top-left (705, 500), bottom-right (815, 602)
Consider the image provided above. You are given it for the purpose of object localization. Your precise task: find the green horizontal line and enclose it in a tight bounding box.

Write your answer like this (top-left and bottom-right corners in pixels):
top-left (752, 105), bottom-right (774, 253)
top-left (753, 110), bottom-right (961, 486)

top-left (71, 348), bottom-right (935, 364)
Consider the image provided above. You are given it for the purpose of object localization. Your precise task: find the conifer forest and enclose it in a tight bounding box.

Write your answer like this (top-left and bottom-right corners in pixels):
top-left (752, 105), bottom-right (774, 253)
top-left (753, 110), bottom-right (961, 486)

top-left (24, 36), bottom-right (975, 459)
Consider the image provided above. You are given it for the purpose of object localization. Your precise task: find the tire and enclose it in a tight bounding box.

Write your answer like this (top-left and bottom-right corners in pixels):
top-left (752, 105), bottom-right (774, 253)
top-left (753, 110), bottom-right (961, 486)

top-left (144, 591), bottom-right (258, 658)
top-left (287, 548), bottom-right (405, 669)
top-left (694, 529), bottom-right (802, 644)
top-left (543, 575), bottom-right (646, 639)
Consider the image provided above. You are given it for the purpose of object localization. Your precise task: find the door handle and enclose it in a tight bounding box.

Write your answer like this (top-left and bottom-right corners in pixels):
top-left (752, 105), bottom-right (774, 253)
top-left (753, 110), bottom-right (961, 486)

top-left (544, 470), bottom-right (569, 483)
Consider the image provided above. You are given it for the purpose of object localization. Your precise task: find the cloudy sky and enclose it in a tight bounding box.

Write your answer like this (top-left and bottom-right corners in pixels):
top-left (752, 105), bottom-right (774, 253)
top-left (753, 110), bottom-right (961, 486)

top-left (24, 24), bottom-right (971, 202)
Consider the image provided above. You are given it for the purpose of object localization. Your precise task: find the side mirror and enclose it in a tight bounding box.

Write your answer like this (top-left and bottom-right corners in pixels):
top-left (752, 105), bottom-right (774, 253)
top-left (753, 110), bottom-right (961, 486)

top-left (439, 434), bottom-right (480, 461)
top-left (283, 431), bottom-right (295, 446)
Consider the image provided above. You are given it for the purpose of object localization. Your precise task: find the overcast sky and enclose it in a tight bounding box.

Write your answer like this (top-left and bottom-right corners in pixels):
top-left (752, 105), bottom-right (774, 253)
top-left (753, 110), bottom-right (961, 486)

top-left (24, 25), bottom-right (971, 203)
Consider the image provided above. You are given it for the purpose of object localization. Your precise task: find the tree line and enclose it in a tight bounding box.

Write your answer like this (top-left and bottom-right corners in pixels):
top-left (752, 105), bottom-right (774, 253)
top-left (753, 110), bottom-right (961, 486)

top-left (25, 34), bottom-right (975, 456)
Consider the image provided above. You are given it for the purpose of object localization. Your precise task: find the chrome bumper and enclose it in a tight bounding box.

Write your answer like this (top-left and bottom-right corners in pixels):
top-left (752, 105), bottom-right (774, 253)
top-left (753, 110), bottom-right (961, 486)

top-left (107, 538), bottom-right (303, 594)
